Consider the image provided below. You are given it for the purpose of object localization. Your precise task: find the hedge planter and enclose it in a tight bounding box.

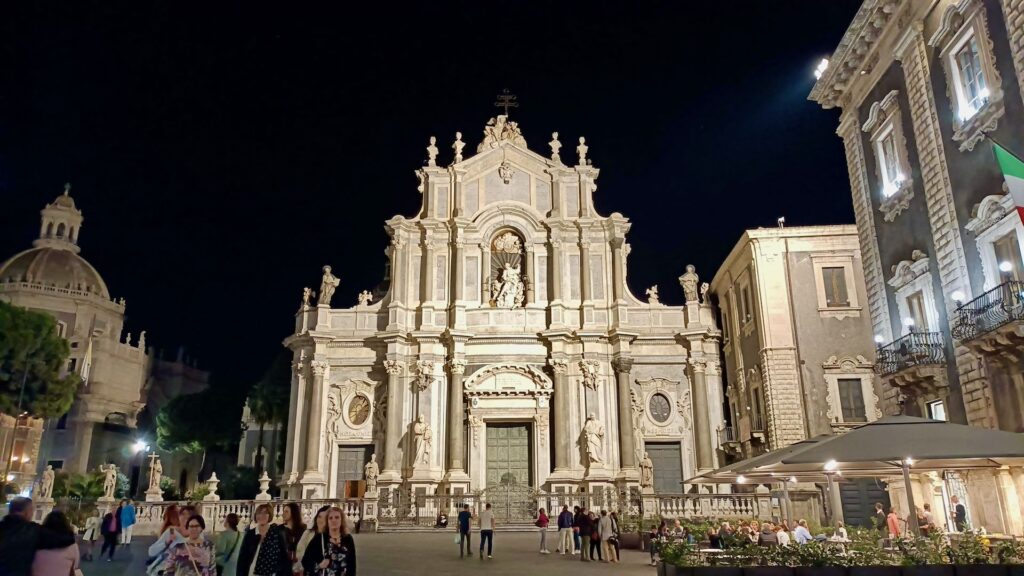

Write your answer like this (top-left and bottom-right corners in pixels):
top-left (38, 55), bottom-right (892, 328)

top-left (900, 567), bottom-right (954, 576)
top-left (795, 567), bottom-right (848, 576)
top-left (953, 566), bottom-right (1007, 576)
top-left (848, 567), bottom-right (901, 576)
top-left (743, 568), bottom-right (795, 576)
top-left (692, 567), bottom-right (744, 576)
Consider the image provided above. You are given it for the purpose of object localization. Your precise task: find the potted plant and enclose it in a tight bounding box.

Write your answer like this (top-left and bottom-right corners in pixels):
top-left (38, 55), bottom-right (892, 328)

top-left (898, 534), bottom-right (954, 576)
top-left (847, 528), bottom-right (900, 576)
top-left (949, 531), bottom-right (1005, 576)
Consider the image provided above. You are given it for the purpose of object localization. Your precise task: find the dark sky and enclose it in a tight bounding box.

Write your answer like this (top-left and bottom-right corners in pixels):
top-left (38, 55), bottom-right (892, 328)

top-left (1, 2), bottom-right (860, 396)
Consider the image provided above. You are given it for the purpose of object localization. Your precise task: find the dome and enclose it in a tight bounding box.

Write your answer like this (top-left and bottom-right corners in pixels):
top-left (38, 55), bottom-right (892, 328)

top-left (0, 247), bottom-right (110, 298)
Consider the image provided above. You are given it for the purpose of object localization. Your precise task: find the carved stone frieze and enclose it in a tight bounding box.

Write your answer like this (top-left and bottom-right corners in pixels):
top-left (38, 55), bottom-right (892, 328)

top-left (579, 359), bottom-right (601, 390)
top-left (415, 360), bottom-right (436, 391)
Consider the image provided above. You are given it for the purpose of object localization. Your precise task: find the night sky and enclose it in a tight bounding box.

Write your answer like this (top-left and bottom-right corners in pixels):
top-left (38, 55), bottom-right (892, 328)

top-left (1, 2), bottom-right (861, 397)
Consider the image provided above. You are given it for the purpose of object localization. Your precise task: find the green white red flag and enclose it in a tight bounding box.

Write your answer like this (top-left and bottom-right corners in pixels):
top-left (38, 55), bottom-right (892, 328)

top-left (993, 142), bottom-right (1024, 223)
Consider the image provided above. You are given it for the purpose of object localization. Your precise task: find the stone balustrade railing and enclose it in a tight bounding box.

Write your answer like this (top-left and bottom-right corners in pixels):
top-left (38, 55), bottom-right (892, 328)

top-left (132, 499), bottom-right (364, 536)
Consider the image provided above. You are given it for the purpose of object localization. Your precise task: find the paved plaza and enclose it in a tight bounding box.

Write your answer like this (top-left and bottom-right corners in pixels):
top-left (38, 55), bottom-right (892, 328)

top-left (82, 531), bottom-right (656, 576)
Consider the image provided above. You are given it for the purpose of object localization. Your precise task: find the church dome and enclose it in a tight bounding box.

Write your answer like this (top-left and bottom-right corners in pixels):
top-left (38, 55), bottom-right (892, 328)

top-left (0, 247), bottom-right (110, 298)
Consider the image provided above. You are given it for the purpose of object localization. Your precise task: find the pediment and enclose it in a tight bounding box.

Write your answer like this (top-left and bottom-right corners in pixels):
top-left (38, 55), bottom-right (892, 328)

top-left (458, 142), bottom-right (556, 182)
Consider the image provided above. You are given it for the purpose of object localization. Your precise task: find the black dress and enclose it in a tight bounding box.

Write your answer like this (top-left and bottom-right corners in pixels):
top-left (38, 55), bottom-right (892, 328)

top-left (301, 532), bottom-right (357, 576)
top-left (237, 524), bottom-right (293, 576)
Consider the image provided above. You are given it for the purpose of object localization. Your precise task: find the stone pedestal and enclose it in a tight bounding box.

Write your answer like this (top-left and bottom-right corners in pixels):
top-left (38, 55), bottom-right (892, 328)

top-left (361, 493), bottom-right (379, 532)
top-left (145, 487), bottom-right (164, 503)
top-left (34, 499), bottom-right (54, 522)
top-left (255, 471), bottom-right (273, 502)
top-left (97, 496), bottom-right (115, 508)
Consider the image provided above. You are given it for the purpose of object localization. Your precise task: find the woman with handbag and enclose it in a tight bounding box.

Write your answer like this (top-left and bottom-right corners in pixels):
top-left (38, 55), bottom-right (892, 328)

top-left (296, 506), bottom-right (330, 571)
top-left (163, 514), bottom-right (216, 576)
top-left (535, 508), bottom-right (550, 554)
top-left (301, 507), bottom-right (356, 576)
top-left (214, 513), bottom-right (243, 576)
top-left (238, 504), bottom-right (293, 576)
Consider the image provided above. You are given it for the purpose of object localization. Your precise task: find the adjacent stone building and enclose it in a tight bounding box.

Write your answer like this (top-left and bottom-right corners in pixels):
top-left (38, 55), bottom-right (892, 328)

top-left (711, 226), bottom-right (879, 460)
top-left (282, 116), bottom-right (724, 505)
top-left (810, 0), bottom-right (1024, 535)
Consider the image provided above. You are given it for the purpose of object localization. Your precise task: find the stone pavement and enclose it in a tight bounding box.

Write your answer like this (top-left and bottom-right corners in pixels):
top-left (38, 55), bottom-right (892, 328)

top-left (81, 531), bottom-right (656, 575)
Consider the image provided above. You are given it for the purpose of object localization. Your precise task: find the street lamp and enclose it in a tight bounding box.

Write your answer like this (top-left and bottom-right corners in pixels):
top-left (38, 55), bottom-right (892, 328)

top-left (823, 460), bottom-right (844, 527)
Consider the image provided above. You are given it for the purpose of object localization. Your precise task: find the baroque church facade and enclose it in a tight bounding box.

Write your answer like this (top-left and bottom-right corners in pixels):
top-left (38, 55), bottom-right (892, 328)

top-left (281, 116), bottom-right (725, 501)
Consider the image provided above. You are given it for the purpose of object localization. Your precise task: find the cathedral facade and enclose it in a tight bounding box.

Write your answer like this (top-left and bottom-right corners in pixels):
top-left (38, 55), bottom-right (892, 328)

top-left (281, 117), bottom-right (724, 501)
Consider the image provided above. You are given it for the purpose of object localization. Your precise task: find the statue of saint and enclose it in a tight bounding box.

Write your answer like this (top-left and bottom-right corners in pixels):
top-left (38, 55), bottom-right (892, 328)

top-left (39, 465), bottom-right (55, 500)
top-left (411, 415), bottom-right (432, 466)
top-left (100, 463), bottom-right (118, 499)
top-left (364, 454), bottom-right (380, 492)
top-left (580, 413), bottom-right (605, 467)
top-left (149, 456), bottom-right (163, 491)
top-left (302, 287), bottom-right (314, 307)
top-left (639, 452), bottom-right (655, 489)
top-left (492, 263), bottom-right (524, 309)
top-left (319, 265), bottom-right (340, 306)
top-left (678, 264), bottom-right (699, 303)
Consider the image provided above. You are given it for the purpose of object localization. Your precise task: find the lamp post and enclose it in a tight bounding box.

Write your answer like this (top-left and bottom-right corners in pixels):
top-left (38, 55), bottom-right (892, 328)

top-left (901, 458), bottom-right (920, 536)
top-left (823, 459), bottom-right (845, 527)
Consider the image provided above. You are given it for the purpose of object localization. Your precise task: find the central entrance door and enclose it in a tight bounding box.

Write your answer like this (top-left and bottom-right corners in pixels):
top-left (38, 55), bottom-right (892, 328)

top-left (484, 423), bottom-right (534, 523)
top-left (645, 442), bottom-right (683, 494)
top-left (336, 445), bottom-right (371, 498)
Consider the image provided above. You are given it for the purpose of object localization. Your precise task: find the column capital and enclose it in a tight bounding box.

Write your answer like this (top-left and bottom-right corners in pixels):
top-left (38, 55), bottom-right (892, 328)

top-left (383, 360), bottom-right (405, 375)
top-left (688, 358), bottom-right (707, 373)
top-left (447, 358), bottom-right (467, 375)
top-left (310, 360), bottom-right (328, 376)
top-left (548, 358), bottom-right (569, 375)
top-left (612, 357), bottom-right (634, 374)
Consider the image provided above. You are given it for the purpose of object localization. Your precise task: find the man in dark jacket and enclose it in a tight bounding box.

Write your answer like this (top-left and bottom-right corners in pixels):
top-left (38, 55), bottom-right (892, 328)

top-left (577, 508), bottom-right (593, 562)
top-left (557, 505), bottom-right (574, 554)
top-left (0, 497), bottom-right (76, 576)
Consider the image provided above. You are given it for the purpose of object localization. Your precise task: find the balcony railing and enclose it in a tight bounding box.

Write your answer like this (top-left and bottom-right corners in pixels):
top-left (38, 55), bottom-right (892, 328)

top-left (952, 281), bottom-right (1024, 341)
top-left (750, 413), bottom-right (765, 434)
top-left (875, 331), bottom-right (946, 376)
top-left (718, 426), bottom-right (736, 444)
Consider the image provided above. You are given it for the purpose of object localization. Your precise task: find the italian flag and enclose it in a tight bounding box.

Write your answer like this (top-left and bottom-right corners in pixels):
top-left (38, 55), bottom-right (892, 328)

top-left (994, 142), bottom-right (1024, 223)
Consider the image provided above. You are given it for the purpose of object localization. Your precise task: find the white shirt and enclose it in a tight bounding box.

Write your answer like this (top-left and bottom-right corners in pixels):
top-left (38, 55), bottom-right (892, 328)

top-left (776, 530), bottom-right (791, 546)
top-left (480, 510), bottom-right (495, 530)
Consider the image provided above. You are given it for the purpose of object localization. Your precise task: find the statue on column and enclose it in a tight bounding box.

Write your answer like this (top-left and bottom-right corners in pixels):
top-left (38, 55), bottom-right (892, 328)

top-left (639, 452), bottom-right (655, 489)
top-left (364, 454), bottom-right (379, 493)
top-left (39, 465), bottom-right (55, 500)
top-left (411, 415), bottom-right (432, 466)
top-left (149, 455), bottom-right (163, 491)
top-left (319, 265), bottom-right (340, 306)
top-left (580, 413), bottom-right (605, 467)
top-left (99, 463), bottom-right (118, 499)
top-left (301, 287), bottom-right (314, 307)
top-left (679, 264), bottom-right (699, 303)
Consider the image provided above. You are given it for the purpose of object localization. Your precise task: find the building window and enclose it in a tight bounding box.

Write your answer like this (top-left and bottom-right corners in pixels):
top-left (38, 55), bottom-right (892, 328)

top-left (874, 125), bottom-right (906, 197)
top-left (66, 358), bottom-right (77, 373)
top-left (838, 378), bottom-right (867, 422)
top-left (992, 232), bottom-right (1024, 283)
top-left (822, 267), bottom-right (850, 308)
top-left (862, 90), bottom-right (913, 220)
top-left (965, 194), bottom-right (1024, 291)
top-left (721, 299), bottom-right (731, 342)
top-left (907, 291), bottom-right (929, 331)
top-left (889, 252), bottom-right (939, 335)
top-left (55, 321), bottom-right (67, 338)
top-left (953, 35), bottom-right (989, 119)
top-left (740, 285), bottom-right (753, 325)
top-left (927, 399), bottom-right (947, 421)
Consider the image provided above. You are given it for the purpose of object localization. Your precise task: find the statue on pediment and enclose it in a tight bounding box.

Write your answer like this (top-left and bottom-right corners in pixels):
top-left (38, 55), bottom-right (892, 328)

top-left (477, 115), bottom-right (527, 152)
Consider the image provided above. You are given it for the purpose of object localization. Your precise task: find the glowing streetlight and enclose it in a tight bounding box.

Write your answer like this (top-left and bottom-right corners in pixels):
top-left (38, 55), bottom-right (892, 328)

top-left (874, 334), bottom-right (885, 344)
top-left (999, 261), bottom-right (1013, 273)
top-left (824, 459), bottom-right (839, 472)
top-left (132, 440), bottom-right (148, 454)
top-left (951, 290), bottom-right (965, 304)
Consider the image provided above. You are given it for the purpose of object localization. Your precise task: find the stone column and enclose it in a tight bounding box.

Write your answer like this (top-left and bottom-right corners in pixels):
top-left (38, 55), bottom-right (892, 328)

top-left (613, 358), bottom-right (636, 471)
top-left (690, 359), bottom-right (714, 471)
top-left (550, 240), bottom-right (563, 302)
top-left (283, 361), bottom-right (302, 482)
top-left (447, 360), bottom-right (467, 472)
top-left (480, 243), bottom-right (490, 304)
top-left (579, 242), bottom-right (592, 302)
top-left (525, 246), bottom-right (535, 304)
top-left (610, 238), bottom-right (625, 302)
top-left (303, 360), bottom-right (328, 476)
top-left (383, 361), bottom-right (405, 474)
top-left (550, 359), bottom-right (570, 471)
top-left (392, 238), bottom-right (405, 303)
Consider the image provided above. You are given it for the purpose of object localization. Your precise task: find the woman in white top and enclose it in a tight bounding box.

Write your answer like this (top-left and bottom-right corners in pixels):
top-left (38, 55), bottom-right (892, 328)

top-left (81, 508), bottom-right (102, 562)
top-left (776, 524), bottom-right (791, 546)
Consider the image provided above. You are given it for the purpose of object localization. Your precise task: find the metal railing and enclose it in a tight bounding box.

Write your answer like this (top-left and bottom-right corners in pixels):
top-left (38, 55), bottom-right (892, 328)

top-left (750, 412), bottom-right (765, 433)
top-left (874, 331), bottom-right (945, 376)
top-left (952, 280), bottom-right (1024, 341)
top-left (718, 426), bottom-right (736, 444)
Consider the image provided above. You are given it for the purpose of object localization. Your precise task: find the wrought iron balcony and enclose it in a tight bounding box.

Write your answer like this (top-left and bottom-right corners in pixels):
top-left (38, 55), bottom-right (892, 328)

top-left (952, 281), bottom-right (1024, 342)
top-left (875, 331), bottom-right (945, 376)
top-left (718, 426), bottom-right (736, 445)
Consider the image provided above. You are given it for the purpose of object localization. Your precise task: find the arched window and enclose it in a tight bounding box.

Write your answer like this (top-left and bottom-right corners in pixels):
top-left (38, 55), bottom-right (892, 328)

top-left (45, 222), bottom-right (54, 237)
top-left (489, 230), bottom-right (525, 308)
top-left (69, 227), bottom-right (77, 242)
top-left (56, 223), bottom-right (66, 238)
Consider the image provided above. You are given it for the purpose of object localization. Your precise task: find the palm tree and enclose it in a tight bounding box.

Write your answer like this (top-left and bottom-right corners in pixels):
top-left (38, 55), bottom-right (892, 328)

top-left (248, 353), bottom-right (291, 477)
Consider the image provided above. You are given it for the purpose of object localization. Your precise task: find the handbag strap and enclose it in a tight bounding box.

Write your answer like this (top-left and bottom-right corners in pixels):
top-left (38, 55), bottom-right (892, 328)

top-left (183, 541), bottom-right (203, 575)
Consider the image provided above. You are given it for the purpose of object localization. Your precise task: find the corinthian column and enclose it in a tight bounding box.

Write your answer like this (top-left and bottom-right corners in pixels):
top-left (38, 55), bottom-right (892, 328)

top-left (446, 359), bottom-right (467, 472)
top-left (613, 358), bottom-right (636, 471)
top-left (550, 359), bottom-right (570, 471)
top-left (303, 360), bottom-right (328, 478)
top-left (382, 360), bottom-right (405, 475)
top-left (690, 359), bottom-right (714, 471)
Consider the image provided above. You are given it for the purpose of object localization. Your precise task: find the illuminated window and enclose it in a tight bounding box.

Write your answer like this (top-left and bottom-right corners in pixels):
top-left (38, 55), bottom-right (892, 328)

top-left (907, 291), bottom-right (929, 331)
top-left (992, 232), bottom-right (1023, 283)
top-left (927, 400), bottom-right (947, 421)
top-left (954, 36), bottom-right (988, 117)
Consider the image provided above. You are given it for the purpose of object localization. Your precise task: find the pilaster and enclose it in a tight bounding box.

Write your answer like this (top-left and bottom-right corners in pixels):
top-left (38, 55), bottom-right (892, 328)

top-left (381, 360), bottom-right (406, 482)
top-left (612, 357), bottom-right (638, 483)
top-left (760, 347), bottom-right (807, 449)
top-left (300, 360), bottom-right (329, 496)
top-left (688, 356), bottom-right (714, 472)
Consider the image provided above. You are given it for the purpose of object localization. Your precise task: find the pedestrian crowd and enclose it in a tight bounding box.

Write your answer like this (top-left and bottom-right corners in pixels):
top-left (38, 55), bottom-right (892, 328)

top-left (0, 496), bottom-right (358, 576)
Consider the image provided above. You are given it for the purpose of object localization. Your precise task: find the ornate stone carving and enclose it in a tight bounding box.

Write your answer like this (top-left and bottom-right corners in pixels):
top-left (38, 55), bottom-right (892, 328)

top-left (373, 393), bottom-right (387, 442)
top-left (364, 454), bottom-right (379, 493)
top-left (579, 359), bottom-right (600, 390)
top-left (700, 282), bottom-right (709, 304)
top-left (301, 287), bottom-right (314, 308)
top-left (477, 115), bottom-right (527, 152)
top-left (357, 290), bottom-right (372, 306)
top-left (491, 262), bottom-right (524, 309)
top-left (468, 414), bottom-right (484, 447)
top-left (99, 463), bottom-right (118, 500)
top-left (548, 358), bottom-right (568, 375)
top-left (678, 264), bottom-right (699, 303)
top-left (612, 357), bottom-right (633, 374)
top-left (888, 251), bottom-right (930, 289)
top-left (576, 137), bottom-right (588, 166)
top-left (383, 360), bottom-right (404, 376)
top-left (464, 363), bottom-right (554, 391)
top-left (630, 388), bottom-right (645, 464)
top-left (579, 413), bottom-right (605, 468)
top-left (536, 416), bottom-right (549, 450)
top-left (411, 415), bottom-right (432, 466)
top-left (498, 161), bottom-right (514, 185)
top-left (549, 132), bottom-right (561, 163)
top-left (319, 265), bottom-right (340, 306)
top-left (426, 136), bottom-right (438, 167)
top-left (415, 360), bottom-right (435, 391)
top-left (645, 285), bottom-right (660, 305)
top-left (448, 359), bottom-right (466, 375)
top-left (452, 132), bottom-right (464, 163)
top-left (39, 465), bottom-right (54, 500)
top-left (676, 389), bottom-right (693, 433)
top-left (965, 190), bottom-right (1013, 236)
top-left (493, 232), bottom-right (522, 253)
top-left (310, 361), bottom-right (328, 377)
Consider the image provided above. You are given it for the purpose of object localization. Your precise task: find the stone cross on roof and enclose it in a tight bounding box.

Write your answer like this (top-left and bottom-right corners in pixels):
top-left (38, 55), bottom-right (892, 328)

top-left (494, 89), bottom-right (518, 116)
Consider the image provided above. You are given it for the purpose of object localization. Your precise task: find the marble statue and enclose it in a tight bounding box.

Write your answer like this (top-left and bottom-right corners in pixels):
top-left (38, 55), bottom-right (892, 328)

top-left (39, 465), bottom-right (55, 500)
top-left (577, 136), bottom-right (588, 165)
top-left (639, 452), bottom-right (655, 489)
top-left (319, 265), bottom-right (340, 306)
top-left (453, 132), bottom-right (465, 163)
top-left (149, 456), bottom-right (163, 491)
top-left (302, 287), bottom-right (314, 307)
top-left (364, 453), bottom-right (379, 492)
top-left (645, 285), bottom-right (660, 305)
top-left (412, 415), bottom-right (432, 466)
top-left (357, 290), bottom-right (373, 306)
top-left (679, 264), bottom-right (699, 303)
top-left (426, 136), bottom-right (438, 167)
top-left (478, 115), bottom-right (527, 152)
top-left (579, 360), bottom-right (600, 390)
top-left (630, 389), bottom-right (646, 464)
top-left (549, 132), bottom-right (561, 162)
top-left (492, 262), bottom-right (524, 309)
top-left (580, 413), bottom-right (605, 467)
top-left (100, 463), bottom-right (118, 499)
top-left (700, 282), bottom-right (709, 304)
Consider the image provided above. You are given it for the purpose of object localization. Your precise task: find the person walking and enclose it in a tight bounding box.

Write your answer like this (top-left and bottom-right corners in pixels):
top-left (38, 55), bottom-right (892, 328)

top-left (951, 495), bottom-right (968, 532)
top-left (301, 507), bottom-right (357, 576)
top-left (81, 507), bottom-right (102, 561)
top-left (456, 504), bottom-right (474, 558)
top-left (556, 505), bottom-right (574, 554)
top-left (164, 513), bottom-right (216, 576)
top-left (536, 508), bottom-right (550, 554)
top-left (119, 499), bottom-right (137, 548)
top-left (598, 510), bottom-right (616, 563)
top-left (886, 507), bottom-right (901, 539)
top-left (873, 502), bottom-right (887, 532)
top-left (577, 508), bottom-right (592, 561)
top-left (297, 506), bottom-right (330, 565)
top-left (479, 503), bottom-right (495, 559)
top-left (30, 510), bottom-right (81, 576)
top-left (215, 513), bottom-right (243, 576)
top-left (100, 504), bottom-right (122, 561)
top-left (238, 503), bottom-right (292, 576)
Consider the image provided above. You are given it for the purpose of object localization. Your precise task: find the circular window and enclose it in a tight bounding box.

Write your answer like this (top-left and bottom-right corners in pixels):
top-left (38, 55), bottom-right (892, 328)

top-left (347, 395), bottom-right (371, 426)
top-left (649, 393), bottom-right (672, 423)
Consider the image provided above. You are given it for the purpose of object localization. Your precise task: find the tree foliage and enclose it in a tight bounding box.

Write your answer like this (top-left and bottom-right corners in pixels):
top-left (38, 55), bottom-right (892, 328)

top-left (247, 352), bottom-right (291, 474)
top-left (156, 387), bottom-right (241, 454)
top-left (0, 301), bottom-right (78, 417)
